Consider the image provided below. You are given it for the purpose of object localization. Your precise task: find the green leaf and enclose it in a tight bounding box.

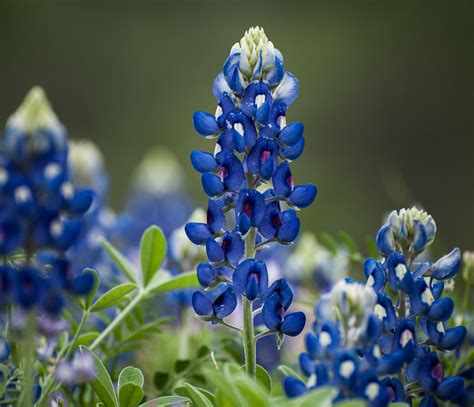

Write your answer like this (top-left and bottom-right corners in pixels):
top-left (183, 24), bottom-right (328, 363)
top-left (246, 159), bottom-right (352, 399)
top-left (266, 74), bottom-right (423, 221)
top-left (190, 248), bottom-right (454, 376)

top-left (277, 365), bottom-right (306, 383)
top-left (148, 271), bottom-right (198, 293)
top-left (79, 346), bottom-right (118, 407)
top-left (90, 283), bottom-right (137, 312)
top-left (118, 366), bottom-right (144, 388)
top-left (336, 400), bottom-right (367, 407)
top-left (388, 404), bottom-right (410, 407)
top-left (119, 383), bottom-right (144, 407)
top-left (140, 225), bottom-right (166, 286)
top-left (76, 332), bottom-right (100, 347)
top-left (139, 396), bottom-right (190, 406)
top-left (175, 383), bottom-right (214, 407)
top-left (83, 268), bottom-right (100, 309)
top-left (153, 371), bottom-right (169, 390)
top-left (118, 367), bottom-right (145, 407)
top-left (101, 238), bottom-right (138, 284)
top-left (293, 386), bottom-right (338, 407)
top-left (174, 359), bottom-right (191, 373)
top-left (256, 364), bottom-right (272, 394)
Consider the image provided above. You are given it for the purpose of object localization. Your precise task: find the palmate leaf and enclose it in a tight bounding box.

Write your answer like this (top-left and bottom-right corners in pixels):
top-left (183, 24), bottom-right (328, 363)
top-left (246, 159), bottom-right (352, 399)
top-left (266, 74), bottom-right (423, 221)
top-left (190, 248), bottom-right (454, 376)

top-left (277, 365), bottom-right (306, 383)
top-left (79, 346), bottom-right (118, 407)
top-left (256, 364), bottom-right (272, 394)
top-left (140, 225), bottom-right (166, 286)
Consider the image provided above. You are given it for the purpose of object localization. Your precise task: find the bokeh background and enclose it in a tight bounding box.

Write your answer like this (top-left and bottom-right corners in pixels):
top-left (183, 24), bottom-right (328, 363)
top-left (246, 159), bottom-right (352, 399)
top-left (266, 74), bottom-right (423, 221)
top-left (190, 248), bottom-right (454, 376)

top-left (1, 0), bottom-right (473, 252)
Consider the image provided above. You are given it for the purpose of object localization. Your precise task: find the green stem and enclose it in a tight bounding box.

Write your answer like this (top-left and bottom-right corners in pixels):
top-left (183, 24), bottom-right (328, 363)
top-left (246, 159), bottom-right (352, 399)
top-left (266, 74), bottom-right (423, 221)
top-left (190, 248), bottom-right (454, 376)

top-left (90, 289), bottom-right (145, 351)
top-left (38, 311), bottom-right (90, 406)
top-left (242, 226), bottom-right (257, 378)
top-left (20, 312), bottom-right (36, 407)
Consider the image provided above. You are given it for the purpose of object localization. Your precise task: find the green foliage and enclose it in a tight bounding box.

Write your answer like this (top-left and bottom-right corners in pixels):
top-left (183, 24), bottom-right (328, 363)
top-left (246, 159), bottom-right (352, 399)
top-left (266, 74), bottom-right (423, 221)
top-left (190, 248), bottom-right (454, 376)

top-left (80, 346), bottom-right (118, 407)
top-left (140, 225), bottom-right (167, 286)
top-left (90, 283), bottom-right (137, 312)
top-left (118, 367), bottom-right (145, 407)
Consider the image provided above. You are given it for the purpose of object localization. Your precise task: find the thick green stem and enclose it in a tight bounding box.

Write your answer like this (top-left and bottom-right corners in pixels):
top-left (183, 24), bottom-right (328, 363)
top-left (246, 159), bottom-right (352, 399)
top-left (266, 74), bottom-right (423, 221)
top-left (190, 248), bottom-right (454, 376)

top-left (20, 312), bottom-right (36, 407)
top-left (242, 226), bottom-right (257, 378)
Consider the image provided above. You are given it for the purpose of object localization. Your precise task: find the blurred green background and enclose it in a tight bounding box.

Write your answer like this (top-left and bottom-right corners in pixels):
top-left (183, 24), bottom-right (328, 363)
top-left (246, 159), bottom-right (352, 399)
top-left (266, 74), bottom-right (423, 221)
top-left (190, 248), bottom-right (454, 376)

top-left (1, 0), bottom-right (473, 250)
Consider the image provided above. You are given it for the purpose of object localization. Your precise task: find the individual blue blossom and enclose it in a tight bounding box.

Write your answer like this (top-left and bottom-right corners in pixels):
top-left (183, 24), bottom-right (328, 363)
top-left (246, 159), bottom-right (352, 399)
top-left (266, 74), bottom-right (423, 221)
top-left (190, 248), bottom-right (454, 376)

top-left (0, 87), bottom-right (95, 315)
top-left (188, 27), bottom-right (316, 357)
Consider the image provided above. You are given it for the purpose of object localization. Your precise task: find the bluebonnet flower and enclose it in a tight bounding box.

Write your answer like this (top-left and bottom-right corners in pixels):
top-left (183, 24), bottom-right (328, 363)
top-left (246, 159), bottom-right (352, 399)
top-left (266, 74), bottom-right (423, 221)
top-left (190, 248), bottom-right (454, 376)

top-left (0, 87), bottom-right (95, 316)
top-left (187, 27), bottom-right (316, 361)
top-left (285, 207), bottom-right (468, 406)
top-left (55, 351), bottom-right (95, 386)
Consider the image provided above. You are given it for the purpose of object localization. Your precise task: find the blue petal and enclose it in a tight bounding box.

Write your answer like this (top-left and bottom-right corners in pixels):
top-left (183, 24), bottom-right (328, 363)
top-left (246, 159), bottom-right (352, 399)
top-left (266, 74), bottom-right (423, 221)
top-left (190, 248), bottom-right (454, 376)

top-left (435, 376), bottom-right (464, 400)
top-left (413, 221), bottom-right (428, 252)
top-left (185, 222), bottom-right (211, 245)
top-left (272, 161), bottom-right (293, 198)
top-left (288, 184), bottom-right (317, 208)
top-left (190, 151), bottom-right (218, 173)
top-left (213, 285), bottom-right (237, 318)
top-left (69, 188), bottom-right (95, 214)
top-left (273, 72), bottom-right (299, 106)
top-left (440, 326), bottom-right (467, 350)
top-left (222, 231), bottom-right (244, 266)
top-left (197, 263), bottom-right (217, 288)
top-left (207, 199), bottom-right (225, 234)
top-left (201, 173), bottom-right (224, 197)
top-left (267, 56), bottom-right (285, 87)
top-left (279, 122), bottom-right (303, 146)
top-left (281, 312), bottom-right (306, 336)
top-left (262, 293), bottom-right (283, 330)
top-left (432, 248), bottom-right (461, 280)
top-left (233, 259), bottom-right (252, 294)
top-left (299, 352), bottom-right (315, 376)
top-left (428, 297), bottom-right (454, 322)
top-left (192, 291), bottom-right (213, 316)
top-left (53, 219), bottom-right (82, 250)
top-left (221, 155), bottom-right (245, 191)
top-left (281, 136), bottom-right (305, 160)
top-left (376, 224), bottom-right (395, 256)
top-left (278, 210), bottom-right (300, 243)
top-left (266, 278), bottom-right (293, 310)
top-left (283, 376), bottom-right (307, 398)
top-left (206, 238), bottom-right (225, 263)
top-left (192, 112), bottom-right (220, 136)
top-left (213, 73), bottom-right (233, 101)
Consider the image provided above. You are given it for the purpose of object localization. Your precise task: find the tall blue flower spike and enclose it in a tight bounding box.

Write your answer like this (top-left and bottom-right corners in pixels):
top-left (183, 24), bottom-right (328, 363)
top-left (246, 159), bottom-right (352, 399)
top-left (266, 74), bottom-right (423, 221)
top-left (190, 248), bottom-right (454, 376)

top-left (284, 207), bottom-right (469, 406)
top-left (187, 27), bottom-right (317, 377)
top-left (0, 87), bottom-right (95, 316)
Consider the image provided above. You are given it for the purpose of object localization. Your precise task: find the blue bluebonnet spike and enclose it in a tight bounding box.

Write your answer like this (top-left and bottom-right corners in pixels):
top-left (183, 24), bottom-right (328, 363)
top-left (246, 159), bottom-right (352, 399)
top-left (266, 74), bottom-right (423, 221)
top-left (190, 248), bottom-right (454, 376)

top-left (189, 27), bottom-right (316, 363)
top-left (233, 259), bottom-right (268, 301)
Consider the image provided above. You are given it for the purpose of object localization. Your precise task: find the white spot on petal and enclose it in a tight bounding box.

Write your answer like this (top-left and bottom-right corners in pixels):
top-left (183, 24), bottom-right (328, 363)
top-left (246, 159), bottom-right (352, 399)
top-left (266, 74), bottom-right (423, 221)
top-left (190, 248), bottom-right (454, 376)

top-left (365, 383), bottom-right (380, 400)
top-left (319, 331), bottom-right (332, 347)
top-left (339, 360), bottom-right (355, 378)
top-left (15, 186), bottom-right (31, 203)
top-left (233, 123), bottom-right (244, 136)
top-left (395, 264), bottom-right (407, 280)
top-left (400, 329), bottom-right (413, 347)
top-left (374, 304), bottom-right (387, 319)
top-left (44, 163), bottom-right (62, 180)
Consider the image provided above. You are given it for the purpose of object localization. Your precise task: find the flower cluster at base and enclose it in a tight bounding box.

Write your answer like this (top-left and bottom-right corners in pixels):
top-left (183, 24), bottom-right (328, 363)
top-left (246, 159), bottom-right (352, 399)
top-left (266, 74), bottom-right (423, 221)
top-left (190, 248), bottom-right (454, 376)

top-left (186, 27), bottom-right (317, 340)
top-left (0, 87), bottom-right (95, 317)
top-left (284, 207), bottom-right (470, 406)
